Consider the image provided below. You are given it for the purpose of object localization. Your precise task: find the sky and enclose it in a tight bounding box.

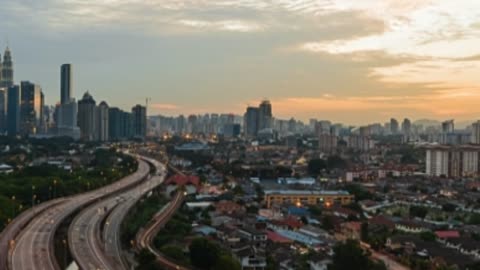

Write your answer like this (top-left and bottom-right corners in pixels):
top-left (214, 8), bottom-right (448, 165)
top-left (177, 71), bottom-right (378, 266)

top-left (2, 0), bottom-right (480, 125)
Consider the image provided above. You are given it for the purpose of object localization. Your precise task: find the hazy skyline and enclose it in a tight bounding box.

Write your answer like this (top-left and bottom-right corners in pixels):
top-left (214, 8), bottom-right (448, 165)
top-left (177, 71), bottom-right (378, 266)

top-left (2, 0), bottom-right (480, 124)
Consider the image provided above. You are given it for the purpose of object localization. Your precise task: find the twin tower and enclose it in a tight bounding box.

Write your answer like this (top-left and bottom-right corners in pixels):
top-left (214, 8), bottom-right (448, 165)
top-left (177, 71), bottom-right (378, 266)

top-left (0, 47), bottom-right (14, 88)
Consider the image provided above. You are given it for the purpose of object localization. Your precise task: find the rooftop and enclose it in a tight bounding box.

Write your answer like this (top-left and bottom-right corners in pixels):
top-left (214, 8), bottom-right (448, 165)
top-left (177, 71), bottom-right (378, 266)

top-left (265, 190), bottom-right (351, 196)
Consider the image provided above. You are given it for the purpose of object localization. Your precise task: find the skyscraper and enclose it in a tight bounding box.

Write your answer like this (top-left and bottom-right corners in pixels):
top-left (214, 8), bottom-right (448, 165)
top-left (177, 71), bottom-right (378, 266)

top-left (1, 47), bottom-right (14, 88)
top-left (20, 81), bottom-right (42, 136)
top-left (78, 91), bottom-right (97, 141)
top-left (471, 121), bottom-right (480, 145)
top-left (244, 106), bottom-right (259, 137)
top-left (390, 118), bottom-right (399, 134)
top-left (7, 85), bottom-right (20, 136)
top-left (60, 64), bottom-right (72, 104)
top-left (132, 104), bottom-right (147, 139)
top-left (402, 118), bottom-right (411, 135)
top-left (56, 64), bottom-right (80, 139)
top-left (0, 51), bottom-right (2, 84)
top-left (97, 101), bottom-right (109, 141)
top-left (0, 88), bottom-right (6, 133)
top-left (442, 120), bottom-right (454, 133)
top-left (258, 100), bottom-right (273, 130)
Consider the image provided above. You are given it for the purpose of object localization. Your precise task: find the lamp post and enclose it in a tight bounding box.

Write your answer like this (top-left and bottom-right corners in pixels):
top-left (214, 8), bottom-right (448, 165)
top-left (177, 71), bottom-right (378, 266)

top-left (53, 179), bottom-right (58, 199)
top-left (11, 196), bottom-right (16, 217)
top-left (31, 185), bottom-right (36, 208)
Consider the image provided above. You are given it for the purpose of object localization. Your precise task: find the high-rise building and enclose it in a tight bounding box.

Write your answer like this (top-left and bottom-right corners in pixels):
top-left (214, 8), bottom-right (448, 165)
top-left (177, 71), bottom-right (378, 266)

top-left (442, 120), bottom-right (454, 133)
top-left (471, 121), bottom-right (480, 145)
top-left (108, 107), bottom-right (122, 140)
top-left (56, 101), bottom-right (80, 139)
top-left (0, 51), bottom-right (2, 84)
top-left (1, 47), bottom-right (14, 88)
top-left (425, 145), bottom-right (480, 178)
top-left (78, 91), bottom-right (97, 141)
top-left (132, 104), bottom-right (147, 139)
top-left (20, 81), bottom-right (42, 136)
top-left (0, 88), bottom-right (6, 133)
top-left (402, 118), bottom-right (411, 135)
top-left (244, 106), bottom-right (259, 137)
top-left (258, 100), bottom-right (273, 130)
top-left (390, 118), bottom-right (399, 134)
top-left (7, 85), bottom-right (21, 136)
top-left (56, 64), bottom-right (80, 139)
top-left (97, 101), bottom-right (109, 141)
top-left (60, 64), bottom-right (72, 104)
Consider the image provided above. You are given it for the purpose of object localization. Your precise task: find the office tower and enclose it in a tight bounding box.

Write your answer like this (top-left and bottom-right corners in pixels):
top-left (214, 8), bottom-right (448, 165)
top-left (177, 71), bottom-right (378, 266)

top-left (0, 51), bottom-right (2, 84)
top-left (56, 101), bottom-right (80, 139)
top-left (471, 121), bottom-right (480, 145)
top-left (7, 85), bottom-right (20, 136)
top-left (1, 47), bottom-right (14, 88)
top-left (390, 118), bottom-right (399, 134)
top-left (56, 64), bottom-right (80, 139)
top-left (0, 88), bottom-right (6, 133)
top-left (78, 91), bottom-right (97, 141)
top-left (442, 120), bottom-right (454, 133)
top-left (108, 107), bottom-right (122, 140)
top-left (60, 64), bottom-right (72, 104)
top-left (132, 104), bottom-right (147, 139)
top-left (20, 81), bottom-right (42, 136)
top-left (258, 100), bottom-right (273, 130)
top-left (244, 106), bottom-right (259, 137)
top-left (97, 101), bottom-right (109, 141)
top-left (402, 118), bottom-right (411, 135)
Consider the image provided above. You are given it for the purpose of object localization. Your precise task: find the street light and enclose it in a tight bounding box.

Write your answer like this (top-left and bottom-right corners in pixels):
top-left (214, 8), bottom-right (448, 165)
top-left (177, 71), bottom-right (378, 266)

top-left (11, 196), bottom-right (16, 217)
top-left (53, 179), bottom-right (58, 199)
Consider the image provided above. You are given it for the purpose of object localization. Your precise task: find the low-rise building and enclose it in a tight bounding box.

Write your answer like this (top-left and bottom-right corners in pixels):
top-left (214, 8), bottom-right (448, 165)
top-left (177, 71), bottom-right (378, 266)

top-left (264, 190), bottom-right (353, 208)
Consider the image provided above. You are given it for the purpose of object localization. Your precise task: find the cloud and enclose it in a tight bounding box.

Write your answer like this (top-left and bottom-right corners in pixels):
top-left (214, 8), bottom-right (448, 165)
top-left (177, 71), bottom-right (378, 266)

top-left (267, 90), bottom-right (480, 123)
top-left (177, 19), bottom-right (263, 32)
top-left (150, 103), bottom-right (181, 110)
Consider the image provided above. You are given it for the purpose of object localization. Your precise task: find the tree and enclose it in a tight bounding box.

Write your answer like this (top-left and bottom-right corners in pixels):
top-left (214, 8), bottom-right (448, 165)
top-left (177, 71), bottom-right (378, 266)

top-left (409, 206), bottom-right (428, 219)
top-left (213, 255), bottom-right (241, 270)
top-left (442, 203), bottom-right (457, 212)
top-left (189, 238), bottom-right (220, 269)
top-left (360, 222), bottom-right (369, 242)
top-left (308, 159), bottom-right (327, 176)
top-left (469, 214), bottom-right (480, 225)
top-left (328, 240), bottom-right (370, 270)
top-left (327, 156), bottom-right (347, 169)
top-left (321, 216), bottom-right (335, 231)
top-left (135, 249), bottom-right (158, 270)
top-left (420, 231), bottom-right (437, 242)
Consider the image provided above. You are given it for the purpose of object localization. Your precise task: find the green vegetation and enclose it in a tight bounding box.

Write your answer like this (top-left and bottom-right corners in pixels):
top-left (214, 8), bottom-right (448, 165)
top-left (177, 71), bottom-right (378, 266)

top-left (328, 240), bottom-right (387, 270)
top-left (0, 149), bottom-right (136, 230)
top-left (153, 207), bottom-right (194, 247)
top-left (121, 193), bottom-right (168, 246)
top-left (135, 249), bottom-right (158, 270)
top-left (308, 156), bottom-right (348, 176)
top-left (189, 237), bottom-right (241, 270)
top-left (409, 206), bottom-right (428, 219)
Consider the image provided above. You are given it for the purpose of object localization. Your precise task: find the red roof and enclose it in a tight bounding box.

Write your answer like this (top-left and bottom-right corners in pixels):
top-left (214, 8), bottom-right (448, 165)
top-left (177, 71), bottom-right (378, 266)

top-left (165, 174), bottom-right (200, 188)
top-left (266, 231), bottom-right (293, 244)
top-left (435, 230), bottom-right (460, 239)
top-left (282, 216), bottom-right (303, 229)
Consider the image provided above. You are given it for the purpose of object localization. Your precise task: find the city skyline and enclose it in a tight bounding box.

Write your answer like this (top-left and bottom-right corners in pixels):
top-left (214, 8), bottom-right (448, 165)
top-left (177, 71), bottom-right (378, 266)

top-left (2, 0), bottom-right (480, 124)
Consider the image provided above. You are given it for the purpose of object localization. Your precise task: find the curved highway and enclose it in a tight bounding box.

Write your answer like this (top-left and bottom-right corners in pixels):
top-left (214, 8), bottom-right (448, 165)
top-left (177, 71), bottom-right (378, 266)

top-left (68, 157), bottom-right (167, 270)
top-left (9, 159), bottom-right (150, 270)
top-left (136, 191), bottom-right (187, 270)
